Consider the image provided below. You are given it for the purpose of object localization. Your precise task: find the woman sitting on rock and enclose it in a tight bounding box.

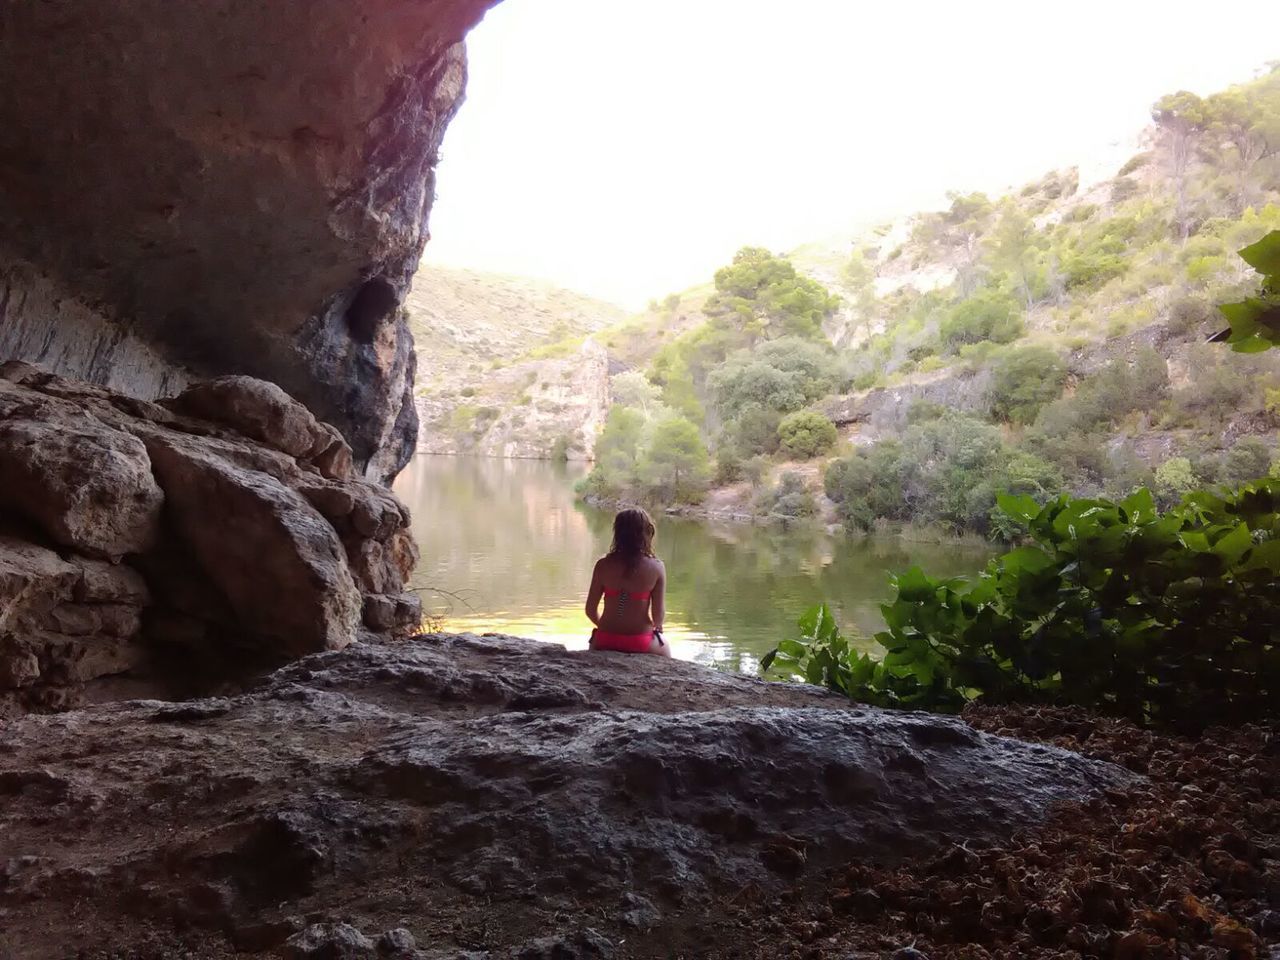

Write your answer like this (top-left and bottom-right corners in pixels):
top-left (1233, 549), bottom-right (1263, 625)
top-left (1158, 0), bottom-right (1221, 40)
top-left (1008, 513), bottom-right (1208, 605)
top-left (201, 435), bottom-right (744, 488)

top-left (585, 508), bottom-right (669, 656)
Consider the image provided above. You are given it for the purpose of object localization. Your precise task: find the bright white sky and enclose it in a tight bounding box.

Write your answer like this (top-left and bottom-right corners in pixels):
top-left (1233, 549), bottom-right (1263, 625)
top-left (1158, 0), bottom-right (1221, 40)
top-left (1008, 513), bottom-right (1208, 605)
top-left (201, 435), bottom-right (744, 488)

top-left (424, 0), bottom-right (1279, 308)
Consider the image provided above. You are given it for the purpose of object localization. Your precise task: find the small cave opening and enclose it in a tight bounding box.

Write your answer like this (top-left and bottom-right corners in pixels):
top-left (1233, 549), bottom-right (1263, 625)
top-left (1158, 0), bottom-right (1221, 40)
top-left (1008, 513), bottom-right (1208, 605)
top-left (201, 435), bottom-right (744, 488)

top-left (344, 277), bottom-right (398, 344)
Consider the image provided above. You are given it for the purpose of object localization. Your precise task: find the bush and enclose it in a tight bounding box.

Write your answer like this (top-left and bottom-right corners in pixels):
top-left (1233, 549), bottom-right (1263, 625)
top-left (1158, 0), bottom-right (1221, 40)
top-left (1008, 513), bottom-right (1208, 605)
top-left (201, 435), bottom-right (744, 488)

top-left (1064, 203), bottom-right (1097, 223)
top-left (709, 337), bottom-right (839, 421)
top-left (1155, 456), bottom-right (1197, 504)
top-left (713, 446), bottom-right (744, 485)
top-left (725, 402), bottom-right (782, 457)
top-left (824, 442), bottom-right (907, 531)
top-left (1166, 295), bottom-right (1214, 336)
top-left (1118, 152), bottom-right (1148, 176)
top-left (1224, 436), bottom-right (1274, 486)
top-left (777, 410), bottom-right (838, 459)
top-left (764, 484), bottom-right (1280, 728)
top-left (1110, 177), bottom-right (1139, 203)
top-left (989, 346), bottom-right (1068, 424)
top-left (939, 290), bottom-right (1023, 349)
top-left (756, 471), bottom-right (816, 519)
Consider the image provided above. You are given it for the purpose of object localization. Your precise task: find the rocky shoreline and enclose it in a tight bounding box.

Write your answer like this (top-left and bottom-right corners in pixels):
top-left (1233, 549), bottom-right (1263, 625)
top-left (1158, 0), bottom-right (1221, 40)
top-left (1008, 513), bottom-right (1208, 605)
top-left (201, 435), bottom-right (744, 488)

top-left (1, 632), bottom-right (1214, 960)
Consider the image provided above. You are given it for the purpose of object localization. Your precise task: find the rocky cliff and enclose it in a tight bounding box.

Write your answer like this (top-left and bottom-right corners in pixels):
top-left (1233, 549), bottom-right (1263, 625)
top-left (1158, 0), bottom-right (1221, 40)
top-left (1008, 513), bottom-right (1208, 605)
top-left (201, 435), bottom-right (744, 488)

top-left (0, 365), bottom-right (421, 717)
top-left (0, 0), bottom-right (496, 481)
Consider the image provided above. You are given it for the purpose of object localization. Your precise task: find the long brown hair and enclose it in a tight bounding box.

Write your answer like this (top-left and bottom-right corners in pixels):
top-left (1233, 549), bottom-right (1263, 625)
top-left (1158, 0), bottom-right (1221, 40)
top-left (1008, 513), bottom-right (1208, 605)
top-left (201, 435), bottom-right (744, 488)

top-left (608, 507), bottom-right (656, 571)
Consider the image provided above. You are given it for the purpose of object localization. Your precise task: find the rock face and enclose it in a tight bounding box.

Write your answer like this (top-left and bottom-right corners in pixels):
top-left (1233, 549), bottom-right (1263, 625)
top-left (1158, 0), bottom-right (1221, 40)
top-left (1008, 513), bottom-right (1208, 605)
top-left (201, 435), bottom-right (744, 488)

top-left (0, 364), bottom-right (421, 716)
top-left (0, 634), bottom-right (1135, 959)
top-left (0, 0), bottom-right (496, 480)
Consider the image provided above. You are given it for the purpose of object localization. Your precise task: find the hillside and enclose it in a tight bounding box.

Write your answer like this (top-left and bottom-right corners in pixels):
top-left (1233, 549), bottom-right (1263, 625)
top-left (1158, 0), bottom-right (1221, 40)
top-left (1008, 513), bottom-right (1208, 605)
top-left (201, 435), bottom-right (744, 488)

top-left (406, 267), bottom-right (626, 458)
top-left (577, 64), bottom-right (1280, 535)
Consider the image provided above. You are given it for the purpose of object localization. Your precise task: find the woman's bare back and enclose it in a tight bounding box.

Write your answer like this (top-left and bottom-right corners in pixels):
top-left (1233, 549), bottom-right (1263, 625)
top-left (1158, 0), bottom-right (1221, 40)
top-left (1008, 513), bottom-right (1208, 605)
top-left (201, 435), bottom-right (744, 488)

top-left (591, 554), bottom-right (665, 636)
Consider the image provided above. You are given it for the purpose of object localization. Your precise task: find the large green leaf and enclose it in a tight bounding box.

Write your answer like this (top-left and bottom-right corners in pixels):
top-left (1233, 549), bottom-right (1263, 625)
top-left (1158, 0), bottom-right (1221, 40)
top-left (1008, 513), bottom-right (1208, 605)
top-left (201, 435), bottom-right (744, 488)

top-left (997, 492), bottom-right (1041, 525)
top-left (1119, 489), bottom-right (1157, 524)
top-left (1238, 230), bottom-right (1280, 277)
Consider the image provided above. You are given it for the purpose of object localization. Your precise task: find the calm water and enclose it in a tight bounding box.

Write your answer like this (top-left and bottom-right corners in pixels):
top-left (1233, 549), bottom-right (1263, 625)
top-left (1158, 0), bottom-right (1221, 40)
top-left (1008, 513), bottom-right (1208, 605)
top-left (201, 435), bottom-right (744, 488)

top-left (393, 456), bottom-right (994, 673)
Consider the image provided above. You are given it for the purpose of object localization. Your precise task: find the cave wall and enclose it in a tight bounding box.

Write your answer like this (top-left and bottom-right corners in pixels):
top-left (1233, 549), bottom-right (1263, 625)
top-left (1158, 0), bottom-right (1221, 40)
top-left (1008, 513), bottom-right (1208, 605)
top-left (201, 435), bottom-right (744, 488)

top-left (0, 0), bottom-right (496, 481)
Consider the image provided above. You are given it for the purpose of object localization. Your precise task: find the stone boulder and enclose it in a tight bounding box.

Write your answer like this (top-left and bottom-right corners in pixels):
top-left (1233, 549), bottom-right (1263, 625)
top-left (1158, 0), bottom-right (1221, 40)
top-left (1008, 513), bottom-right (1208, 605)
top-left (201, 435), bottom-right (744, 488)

top-left (0, 634), bottom-right (1136, 959)
top-left (0, 365), bottom-right (421, 714)
top-left (0, 418), bottom-right (163, 561)
top-left (144, 436), bottom-right (362, 655)
top-left (165, 376), bottom-right (335, 461)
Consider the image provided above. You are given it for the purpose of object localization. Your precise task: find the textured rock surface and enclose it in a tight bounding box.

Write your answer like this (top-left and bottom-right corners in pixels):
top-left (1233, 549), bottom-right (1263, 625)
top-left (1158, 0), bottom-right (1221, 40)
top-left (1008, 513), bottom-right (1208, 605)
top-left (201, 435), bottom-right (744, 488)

top-left (0, 0), bottom-right (496, 479)
top-left (0, 365), bottom-right (421, 715)
top-left (0, 634), bottom-right (1136, 959)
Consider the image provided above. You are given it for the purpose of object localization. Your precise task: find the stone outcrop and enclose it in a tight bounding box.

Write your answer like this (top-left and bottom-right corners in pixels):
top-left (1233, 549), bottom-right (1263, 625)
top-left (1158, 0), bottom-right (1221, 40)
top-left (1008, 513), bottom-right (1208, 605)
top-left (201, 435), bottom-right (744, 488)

top-left (0, 634), bottom-right (1136, 959)
top-left (0, 0), bottom-right (497, 480)
top-left (0, 364), bottom-right (421, 716)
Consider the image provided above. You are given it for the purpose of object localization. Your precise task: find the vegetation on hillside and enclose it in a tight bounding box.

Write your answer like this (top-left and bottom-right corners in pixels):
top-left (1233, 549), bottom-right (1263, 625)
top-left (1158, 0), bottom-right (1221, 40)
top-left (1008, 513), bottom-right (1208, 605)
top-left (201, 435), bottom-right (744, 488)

top-left (582, 66), bottom-right (1280, 532)
top-left (763, 231), bottom-right (1280, 728)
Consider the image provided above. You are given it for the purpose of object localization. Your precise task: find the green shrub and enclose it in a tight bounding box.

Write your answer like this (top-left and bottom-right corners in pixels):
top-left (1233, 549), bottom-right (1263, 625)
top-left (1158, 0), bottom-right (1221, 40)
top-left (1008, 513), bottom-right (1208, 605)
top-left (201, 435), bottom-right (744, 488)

top-left (989, 346), bottom-right (1068, 424)
top-left (713, 446), bottom-right (744, 485)
top-left (709, 337), bottom-right (839, 420)
top-left (549, 435), bottom-right (578, 461)
top-left (1110, 178), bottom-right (1139, 203)
top-left (1155, 456), bottom-right (1197, 504)
top-left (1224, 436), bottom-right (1275, 486)
top-left (1064, 203), bottom-right (1097, 223)
top-left (1117, 152), bottom-right (1148, 176)
top-left (1166, 295), bottom-right (1214, 336)
top-left (459, 386), bottom-right (476, 397)
top-left (777, 410), bottom-right (838, 459)
top-left (756, 471), bottom-right (816, 519)
top-left (764, 484), bottom-right (1280, 728)
top-left (726, 402), bottom-right (782, 457)
top-left (939, 290), bottom-right (1023, 349)
top-left (1063, 250), bottom-right (1128, 291)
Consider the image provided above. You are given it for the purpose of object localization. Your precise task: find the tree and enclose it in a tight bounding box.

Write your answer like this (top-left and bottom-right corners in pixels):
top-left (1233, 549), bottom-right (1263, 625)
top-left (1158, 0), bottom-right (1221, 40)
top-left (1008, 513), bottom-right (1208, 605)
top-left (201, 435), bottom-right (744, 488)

top-left (1203, 89), bottom-right (1279, 214)
top-left (708, 337), bottom-right (838, 421)
top-left (1152, 91), bottom-right (1209, 240)
top-left (986, 203), bottom-right (1041, 311)
top-left (584, 405), bottom-right (647, 496)
top-left (777, 410), bottom-right (838, 459)
top-left (989, 346), bottom-right (1068, 424)
top-left (842, 247), bottom-right (879, 323)
top-left (705, 247), bottom-right (840, 340)
top-left (610, 370), bottom-right (664, 415)
top-left (638, 416), bottom-right (711, 502)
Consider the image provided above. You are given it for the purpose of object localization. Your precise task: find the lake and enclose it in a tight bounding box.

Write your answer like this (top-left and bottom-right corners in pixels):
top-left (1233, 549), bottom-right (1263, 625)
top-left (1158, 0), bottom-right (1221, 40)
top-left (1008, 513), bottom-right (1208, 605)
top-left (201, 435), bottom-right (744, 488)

top-left (393, 455), bottom-right (995, 673)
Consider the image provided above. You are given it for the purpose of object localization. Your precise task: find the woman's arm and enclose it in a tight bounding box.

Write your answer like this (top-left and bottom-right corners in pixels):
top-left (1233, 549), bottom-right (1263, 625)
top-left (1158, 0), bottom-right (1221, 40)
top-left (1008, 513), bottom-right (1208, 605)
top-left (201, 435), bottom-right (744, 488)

top-left (650, 561), bottom-right (666, 633)
top-left (584, 559), bottom-right (604, 627)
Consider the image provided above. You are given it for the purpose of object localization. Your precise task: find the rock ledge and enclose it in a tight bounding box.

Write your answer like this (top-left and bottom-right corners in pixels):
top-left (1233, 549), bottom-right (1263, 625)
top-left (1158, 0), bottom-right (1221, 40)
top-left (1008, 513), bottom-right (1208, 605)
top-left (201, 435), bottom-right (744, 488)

top-left (0, 633), bottom-right (1137, 958)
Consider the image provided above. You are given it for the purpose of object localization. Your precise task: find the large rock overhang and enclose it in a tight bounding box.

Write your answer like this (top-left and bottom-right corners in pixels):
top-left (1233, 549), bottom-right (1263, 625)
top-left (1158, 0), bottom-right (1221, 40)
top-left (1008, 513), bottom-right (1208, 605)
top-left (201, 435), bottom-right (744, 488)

top-left (0, 0), bottom-right (497, 481)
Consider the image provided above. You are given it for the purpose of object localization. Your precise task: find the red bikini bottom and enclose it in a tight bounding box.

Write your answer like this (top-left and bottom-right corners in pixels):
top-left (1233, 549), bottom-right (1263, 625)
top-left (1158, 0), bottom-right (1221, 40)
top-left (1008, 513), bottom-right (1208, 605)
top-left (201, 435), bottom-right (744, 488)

top-left (590, 629), bottom-right (656, 653)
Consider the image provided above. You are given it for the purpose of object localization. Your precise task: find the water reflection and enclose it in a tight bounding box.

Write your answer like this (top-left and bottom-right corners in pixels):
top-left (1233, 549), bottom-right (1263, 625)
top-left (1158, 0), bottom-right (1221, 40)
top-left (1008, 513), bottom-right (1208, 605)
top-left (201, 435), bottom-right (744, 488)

top-left (394, 456), bottom-right (993, 673)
